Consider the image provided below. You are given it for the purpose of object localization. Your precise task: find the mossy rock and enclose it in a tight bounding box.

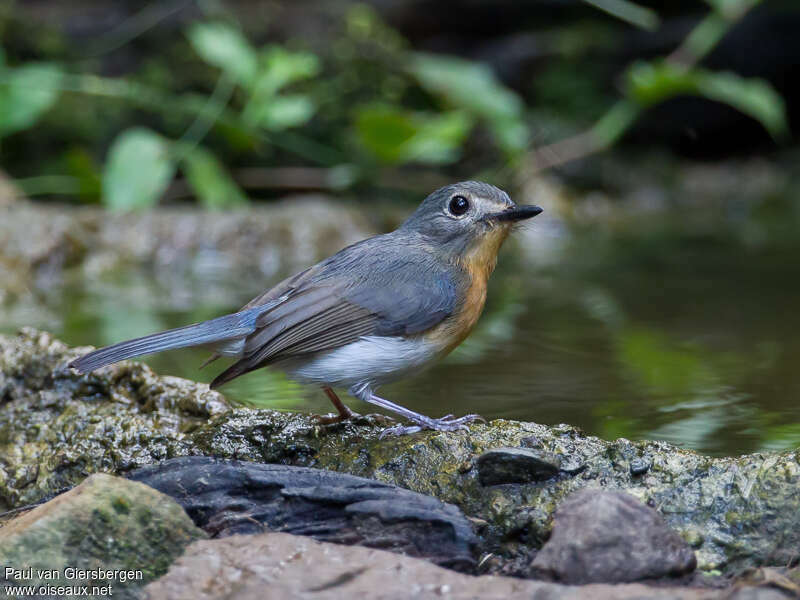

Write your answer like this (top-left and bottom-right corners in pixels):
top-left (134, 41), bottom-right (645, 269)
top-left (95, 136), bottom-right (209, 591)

top-left (1, 329), bottom-right (799, 576)
top-left (0, 473), bottom-right (206, 599)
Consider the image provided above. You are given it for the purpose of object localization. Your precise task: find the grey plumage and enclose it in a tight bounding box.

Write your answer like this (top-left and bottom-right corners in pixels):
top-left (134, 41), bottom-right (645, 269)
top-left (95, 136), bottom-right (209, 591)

top-left (69, 300), bottom-right (284, 374)
top-left (209, 233), bottom-right (461, 388)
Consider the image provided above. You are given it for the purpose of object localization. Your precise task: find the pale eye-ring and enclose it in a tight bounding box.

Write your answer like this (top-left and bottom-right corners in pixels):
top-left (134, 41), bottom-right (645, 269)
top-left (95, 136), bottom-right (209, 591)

top-left (448, 195), bottom-right (470, 216)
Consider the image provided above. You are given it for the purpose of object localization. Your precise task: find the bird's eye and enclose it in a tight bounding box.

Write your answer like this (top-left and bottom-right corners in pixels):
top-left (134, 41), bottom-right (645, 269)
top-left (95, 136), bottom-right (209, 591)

top-left (448, 195), bottom-right (470, 216)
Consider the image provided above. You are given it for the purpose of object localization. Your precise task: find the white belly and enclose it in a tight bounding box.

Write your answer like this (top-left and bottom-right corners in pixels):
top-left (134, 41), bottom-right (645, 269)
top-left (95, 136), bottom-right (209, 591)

top-left (279, 335), bottom-right (442, 390)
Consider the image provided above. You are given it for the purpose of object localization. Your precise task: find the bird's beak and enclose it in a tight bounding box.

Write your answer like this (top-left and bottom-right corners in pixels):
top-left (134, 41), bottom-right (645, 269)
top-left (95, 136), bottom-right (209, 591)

top-left (484, 205), bottom-right (543, 222)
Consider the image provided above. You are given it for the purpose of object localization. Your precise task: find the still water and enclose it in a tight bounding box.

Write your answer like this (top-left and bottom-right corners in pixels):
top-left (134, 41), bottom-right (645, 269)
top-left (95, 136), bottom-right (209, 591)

top-left (4, 228), bottom-right (799, 457)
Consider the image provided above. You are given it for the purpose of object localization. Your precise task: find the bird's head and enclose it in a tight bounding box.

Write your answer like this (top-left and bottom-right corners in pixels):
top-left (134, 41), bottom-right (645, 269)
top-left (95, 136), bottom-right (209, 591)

top-left (400, 181), bottom-right (542, 268)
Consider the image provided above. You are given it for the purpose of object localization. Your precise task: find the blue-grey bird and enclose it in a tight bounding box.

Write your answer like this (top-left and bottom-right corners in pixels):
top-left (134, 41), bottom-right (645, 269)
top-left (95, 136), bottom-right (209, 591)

top-left (69, 181), bottom-right (542, 435)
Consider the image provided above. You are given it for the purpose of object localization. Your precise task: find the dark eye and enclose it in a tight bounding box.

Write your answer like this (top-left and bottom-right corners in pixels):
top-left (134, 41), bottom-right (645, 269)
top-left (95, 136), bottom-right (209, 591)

top-left (448, 195), bottom-right (470, 216)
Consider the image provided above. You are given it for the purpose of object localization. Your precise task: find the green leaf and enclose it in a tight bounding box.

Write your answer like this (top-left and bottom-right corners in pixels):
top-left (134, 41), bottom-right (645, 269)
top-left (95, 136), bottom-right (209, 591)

top-left (626, 61), bottom-right (788, 140)
top-left (103, 128), bottom-right (175, 211)
top-left (253, 94), bottom-right (315, 131)
top-left (257, 46), bottom-right (320, 96)
top-left (355, 105), bottom-right (417, 163)
top-left (696, 71), bottom-right (788, 141)
top-left (187, 22), bottom-right (258, 88)
top-left (403, 111), bottom-right (473, 164)
top-left (242, 47), bottom-right (320, 127)
top-left (409, 53), bottom-right (528, 154)
top-left (181, 146), bottom-right (248, 209)
top-left (703, 0), bottom-right (761, 19)
top-left (354, 105), bottom-right (472, 165)
top-left (0, 63), bottom-right (63, 136)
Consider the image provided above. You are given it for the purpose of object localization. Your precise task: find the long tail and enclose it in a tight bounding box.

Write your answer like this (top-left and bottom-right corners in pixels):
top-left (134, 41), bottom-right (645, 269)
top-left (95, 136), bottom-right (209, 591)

top-left (68, 300), bottom-right (281, 374)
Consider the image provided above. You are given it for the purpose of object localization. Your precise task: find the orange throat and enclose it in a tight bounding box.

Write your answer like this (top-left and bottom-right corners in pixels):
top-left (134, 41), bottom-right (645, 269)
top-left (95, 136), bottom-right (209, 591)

top-left (427, 225), bottom-right (511, 354)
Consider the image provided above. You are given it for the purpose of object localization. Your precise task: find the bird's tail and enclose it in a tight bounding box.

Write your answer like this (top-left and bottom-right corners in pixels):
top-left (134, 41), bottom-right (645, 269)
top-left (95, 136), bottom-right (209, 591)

top-left (68, 301), bottom-right (279, 374)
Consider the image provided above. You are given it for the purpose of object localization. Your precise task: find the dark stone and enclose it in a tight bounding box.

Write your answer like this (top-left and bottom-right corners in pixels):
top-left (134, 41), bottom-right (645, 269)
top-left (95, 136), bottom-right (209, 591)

top-left (630, 457), bottom-right (652, 476)
top-left (128, 456), bottom-right (476, 571)
top-left (476, 447), bottom-right (561, 486)
top-left (530, 489), bottom-right (697, 584)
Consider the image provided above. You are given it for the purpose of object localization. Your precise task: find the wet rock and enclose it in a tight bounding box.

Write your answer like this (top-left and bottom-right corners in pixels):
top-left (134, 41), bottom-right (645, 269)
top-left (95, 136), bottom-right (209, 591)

top-left (128, 456), bottom-right (476, 571)
top-left (476, 447), bottom-right (561, 485)
top-left (531, 489), bottom-right (697, 583)
top-left (0, 473), bottom-right (205, 599)
top-left (3, 329), bottom-right (800, 577)
top-left (144, 531), bottom-right (722, 600)
top-left (630, 456), bottom-right (652, 476)
top-left (0, 198), bottom-right (373, 301)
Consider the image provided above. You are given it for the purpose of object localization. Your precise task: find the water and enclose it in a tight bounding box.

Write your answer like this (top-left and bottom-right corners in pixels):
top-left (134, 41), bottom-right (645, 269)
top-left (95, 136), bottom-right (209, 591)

top-left (4, 228), bottom-right (799, 457)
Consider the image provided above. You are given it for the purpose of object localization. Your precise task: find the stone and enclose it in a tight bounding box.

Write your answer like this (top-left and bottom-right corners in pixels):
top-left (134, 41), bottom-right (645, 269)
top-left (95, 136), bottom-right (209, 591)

top-left (0, 473), bottom-right (205, 599)
top-left (145, 532), bottom-right (724, 600)
top-left (3, 329), bottom-right (800, 576)
top-left (475, 447), bottom-right (561, 485)
top-left (630, 456), bottom-right (652, 475)
top-left (128, 456), bottom-right (476, 571)
top-left (531, 490), bottom-right (697, 583)
top-left (0, 198), bottom-right (372, 303)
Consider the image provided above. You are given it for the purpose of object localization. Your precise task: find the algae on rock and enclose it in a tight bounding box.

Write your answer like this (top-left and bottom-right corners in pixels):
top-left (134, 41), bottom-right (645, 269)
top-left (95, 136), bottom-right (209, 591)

top-left (0, 473), bottom-right (205, 599)
top-left (1, 329), bottom-right (800, 576)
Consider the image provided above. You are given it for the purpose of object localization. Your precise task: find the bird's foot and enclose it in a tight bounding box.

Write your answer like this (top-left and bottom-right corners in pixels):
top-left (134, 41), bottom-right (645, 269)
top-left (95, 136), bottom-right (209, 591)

top-left (312, 411), bottom-right (355, 425)
top-left (379, 413), bottom-right (485, 438)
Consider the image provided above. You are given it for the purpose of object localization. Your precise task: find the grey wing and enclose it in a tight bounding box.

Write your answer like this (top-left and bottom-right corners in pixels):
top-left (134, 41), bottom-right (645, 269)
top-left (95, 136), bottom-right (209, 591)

top-left (209, 243), bottom-right (460, 388)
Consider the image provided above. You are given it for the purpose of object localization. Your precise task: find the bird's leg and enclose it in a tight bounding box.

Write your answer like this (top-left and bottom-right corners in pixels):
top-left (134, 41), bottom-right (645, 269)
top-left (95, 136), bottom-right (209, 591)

top-left (313, 386), bottom-right (356, 424)
top-left (351, 384), bottom-right (483, 437)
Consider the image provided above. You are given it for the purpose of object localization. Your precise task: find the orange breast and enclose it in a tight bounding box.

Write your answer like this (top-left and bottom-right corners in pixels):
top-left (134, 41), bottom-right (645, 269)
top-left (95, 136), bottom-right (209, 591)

top-left (424, 226), bottom-right (510, 355)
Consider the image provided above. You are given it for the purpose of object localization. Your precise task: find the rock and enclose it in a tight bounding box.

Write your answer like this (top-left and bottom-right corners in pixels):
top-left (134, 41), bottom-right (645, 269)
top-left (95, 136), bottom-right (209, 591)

top-left (3, 329), bottom-right (800, 576)
top-left (531, 490), bottom-right (697, 583)
top-left (630, 456), bottom-right (652, 476)
top-left (0, 198), bottom-right (373, 303)
top-left (144, 531), bottom-right (724, 600)
top-left (476, 447), bottom-right (561, 485)
top-left (128, 456), bottom-right (476, 571)
top-left (0, 473), bottom-right (205, 599)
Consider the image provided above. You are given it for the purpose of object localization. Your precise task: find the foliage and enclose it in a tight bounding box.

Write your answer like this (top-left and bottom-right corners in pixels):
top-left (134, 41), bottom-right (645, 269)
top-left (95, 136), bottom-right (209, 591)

top-left (0, 1), bottom-right (793, 208)
top-left (103, 128), bottom-right (175, 211)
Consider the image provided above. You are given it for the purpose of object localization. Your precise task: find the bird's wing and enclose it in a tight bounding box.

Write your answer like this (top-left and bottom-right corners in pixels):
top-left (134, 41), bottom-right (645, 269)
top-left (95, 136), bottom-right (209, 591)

top-left (209, 237), bottom-right (460, 388)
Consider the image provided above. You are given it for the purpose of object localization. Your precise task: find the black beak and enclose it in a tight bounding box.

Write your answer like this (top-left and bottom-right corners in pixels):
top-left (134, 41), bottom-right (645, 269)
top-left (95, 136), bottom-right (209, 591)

top-left (485, 204), bottom-right (543, 222)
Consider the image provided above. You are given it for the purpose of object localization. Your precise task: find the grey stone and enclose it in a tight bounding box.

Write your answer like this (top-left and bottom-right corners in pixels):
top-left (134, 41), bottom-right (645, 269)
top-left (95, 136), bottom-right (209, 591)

top-left (630, 456), bottom-right (652, 475)
top-left (144, 531), bottom-right (721, 600)
top-left (531, 489), bottom-right (697, 584)
top-left (476, 447), bottom-right (562, 485)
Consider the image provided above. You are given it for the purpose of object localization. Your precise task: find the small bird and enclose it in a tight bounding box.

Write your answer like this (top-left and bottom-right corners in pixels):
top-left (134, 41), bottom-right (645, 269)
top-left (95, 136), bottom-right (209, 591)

top-left (70, 181), bottom-right (542, 436)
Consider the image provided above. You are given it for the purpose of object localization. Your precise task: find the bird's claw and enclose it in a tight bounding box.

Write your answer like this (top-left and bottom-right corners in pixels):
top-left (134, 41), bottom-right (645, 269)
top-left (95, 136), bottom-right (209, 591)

top-left (378, 413), bottom-right (484, 438)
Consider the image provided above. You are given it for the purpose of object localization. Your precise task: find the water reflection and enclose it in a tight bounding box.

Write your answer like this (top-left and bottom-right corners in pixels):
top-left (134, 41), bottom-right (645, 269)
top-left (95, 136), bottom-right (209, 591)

top-left (3, 233), bottom-right (799, 457)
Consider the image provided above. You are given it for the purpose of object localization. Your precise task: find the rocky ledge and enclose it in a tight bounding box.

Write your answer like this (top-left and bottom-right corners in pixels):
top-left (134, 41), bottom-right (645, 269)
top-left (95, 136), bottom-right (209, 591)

top-left (2, 329), bottom-right (800, 594)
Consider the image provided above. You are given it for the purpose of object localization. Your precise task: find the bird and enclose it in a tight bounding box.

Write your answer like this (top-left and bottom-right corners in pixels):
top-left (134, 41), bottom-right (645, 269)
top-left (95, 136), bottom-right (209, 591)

top-left (69, 181), bottom-right (542, 436)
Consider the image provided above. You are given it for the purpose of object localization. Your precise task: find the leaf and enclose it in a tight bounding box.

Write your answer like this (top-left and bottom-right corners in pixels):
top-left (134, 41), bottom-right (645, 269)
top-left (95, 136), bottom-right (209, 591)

top-left (696, 71), bottom-right (788, 140)
top-left (242, 47), bottom-right (320, 127)
top-left (626, 61), bottom-right (788, 140)
top-left (103, 128), bottom-right (175, 211)
top-left (409, 53), bottom-right (529, 154)
top-left (187, 22), bottom-right (258, 88)
top-left (0, 63), bottom-right (63, 137)
top-left (253, 94), bottom-right (315, 131)
top-left (257, 46), bottom-right (320, 97)
top-left (403, 111), bottom-right (473, 164)
top-left (354, 105), bottom-right (472, 165)
top-left (703, 0), bottom-right (761, 18)
top-left (181, 146), bottom-right (248, 209)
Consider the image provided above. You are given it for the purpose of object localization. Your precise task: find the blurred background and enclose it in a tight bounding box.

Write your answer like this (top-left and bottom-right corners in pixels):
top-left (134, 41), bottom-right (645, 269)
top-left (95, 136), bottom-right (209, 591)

top-left (1, 0), bottom-right (798, 455)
